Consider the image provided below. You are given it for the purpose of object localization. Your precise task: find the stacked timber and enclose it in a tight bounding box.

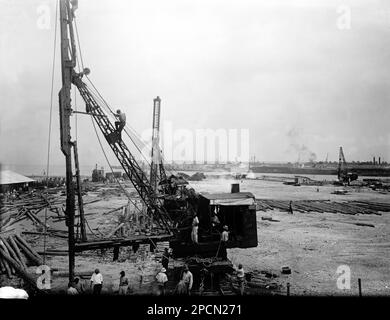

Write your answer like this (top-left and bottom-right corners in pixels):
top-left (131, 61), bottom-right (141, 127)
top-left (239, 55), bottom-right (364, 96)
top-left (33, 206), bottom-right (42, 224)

top-left (255, 199), bottom-right (390, 215)
top-left (0, 190), bottom-right (64, 233)
top-left (0, 234), bottom-right (43, 278)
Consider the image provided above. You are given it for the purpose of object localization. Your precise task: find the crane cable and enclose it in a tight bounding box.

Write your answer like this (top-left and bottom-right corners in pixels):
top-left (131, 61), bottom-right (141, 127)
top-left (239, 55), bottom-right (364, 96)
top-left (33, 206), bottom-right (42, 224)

top-left (89, 115), bottom-right (144, 215)
top-left (75, 20), bottom-right (170, 233)
top-left (90, 115), bottom-right (170, 233)
top-left (76, 19), bottom-right (180, 181)
top-left (74, 18), bottom-right (158, 174)
top-left (43, 0), bottom-right (59, 265)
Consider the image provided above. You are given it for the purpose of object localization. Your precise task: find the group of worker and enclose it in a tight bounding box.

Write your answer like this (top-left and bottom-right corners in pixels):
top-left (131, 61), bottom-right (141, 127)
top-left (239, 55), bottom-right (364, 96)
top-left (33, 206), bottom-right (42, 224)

top-left (191, 212), bottom-right (230, 260)
top-left (155, 249), bottom-right (193, 296)
top-left (67, 251), bottom-right (245, 295)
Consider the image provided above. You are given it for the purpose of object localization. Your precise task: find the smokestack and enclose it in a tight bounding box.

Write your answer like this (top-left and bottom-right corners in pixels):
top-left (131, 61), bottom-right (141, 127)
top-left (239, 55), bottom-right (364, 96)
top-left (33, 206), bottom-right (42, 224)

top-left (231, 183), bottom-right (240, 193)
top-left (373, 157), bottom-right (376, 165)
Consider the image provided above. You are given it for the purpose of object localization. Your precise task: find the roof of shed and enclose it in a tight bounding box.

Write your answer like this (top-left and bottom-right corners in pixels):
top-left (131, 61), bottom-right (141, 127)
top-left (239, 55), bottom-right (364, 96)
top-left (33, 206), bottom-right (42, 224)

top-left (0, 170), bottom-right (35, 185)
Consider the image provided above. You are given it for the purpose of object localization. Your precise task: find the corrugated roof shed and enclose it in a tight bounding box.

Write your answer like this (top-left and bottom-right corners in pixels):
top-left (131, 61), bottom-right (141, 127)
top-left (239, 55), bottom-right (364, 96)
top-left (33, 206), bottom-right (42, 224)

top-left (0, 170), bottom-right (35, 185)
top-left (200, 192), bottom-right (255, 206)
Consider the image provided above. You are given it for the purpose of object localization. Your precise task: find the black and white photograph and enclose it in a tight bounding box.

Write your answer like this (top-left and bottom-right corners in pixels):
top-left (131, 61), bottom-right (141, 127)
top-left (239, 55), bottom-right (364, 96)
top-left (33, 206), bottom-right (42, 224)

top-left (0, 0), bottom-right (389, 314)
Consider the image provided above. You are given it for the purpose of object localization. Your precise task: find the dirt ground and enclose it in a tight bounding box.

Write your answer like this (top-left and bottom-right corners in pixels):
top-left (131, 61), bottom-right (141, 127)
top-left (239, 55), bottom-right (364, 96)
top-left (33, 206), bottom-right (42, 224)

top-left (2, 177), bottom-right (390, 296)
top-left (193, 178), bottom-right (390, 296)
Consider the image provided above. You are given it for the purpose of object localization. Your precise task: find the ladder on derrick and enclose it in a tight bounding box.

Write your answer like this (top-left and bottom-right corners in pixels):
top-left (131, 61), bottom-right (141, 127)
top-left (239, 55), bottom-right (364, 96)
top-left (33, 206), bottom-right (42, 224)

top-left (73, 77), bottom-right (172, 233)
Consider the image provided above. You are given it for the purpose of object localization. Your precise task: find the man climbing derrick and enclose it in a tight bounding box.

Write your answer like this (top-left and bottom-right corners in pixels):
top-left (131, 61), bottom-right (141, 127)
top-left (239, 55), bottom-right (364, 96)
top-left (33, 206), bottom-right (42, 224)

top-left (115, 109), bottom-right (126, 138)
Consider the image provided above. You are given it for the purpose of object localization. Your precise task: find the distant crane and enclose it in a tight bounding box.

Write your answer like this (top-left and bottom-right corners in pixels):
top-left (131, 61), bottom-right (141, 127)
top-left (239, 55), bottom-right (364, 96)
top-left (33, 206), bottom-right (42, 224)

top-left (337, 147), bottom-right (358, 185)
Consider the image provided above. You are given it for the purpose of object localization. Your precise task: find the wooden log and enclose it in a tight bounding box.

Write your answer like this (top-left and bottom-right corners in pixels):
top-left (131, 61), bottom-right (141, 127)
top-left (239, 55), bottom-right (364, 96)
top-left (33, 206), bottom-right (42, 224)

top-left (0, 247), bottom-right (40, 291)
top-left (310, 202), bottom-right (338, 213)
top-left (8, 235), bottom-right (28, 270)
top-left (103, 206), bottom-right (125, 215)
top-left (21, 231), bottom-right (68, 239)
top-left (0, 250), bottom-right (12, 278)
top-left (0, 238), bottom-right (15, 274)
top-left (0, 235), bottom-right (23, 271)
top-left (107, 222), bottom-right (125, 238)
top-left (15, 234), bottom-right (42, 258)
top-left (14, 239), bottom-right (43, 266)
top-left (14, 235), bottom-right (43, 266)
top-left (0, 256), bottom-right (6, 273)
top-left (355, 222), bottom-right (375, 228)
top-left (261, 217), bottom-right (280, 222)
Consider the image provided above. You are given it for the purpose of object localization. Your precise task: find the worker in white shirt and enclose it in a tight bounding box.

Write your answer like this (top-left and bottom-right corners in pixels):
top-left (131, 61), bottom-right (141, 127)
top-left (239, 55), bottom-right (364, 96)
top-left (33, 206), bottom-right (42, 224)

top-left (220, 225), bottom-right (229, 260)
top-left (236, 264), bottom-right (245, 295)
top-left (155, 267), bottom-right (168, 295)
top-left (181, 265), bottom-right (193, 295)
top-left (90, 268), bottom-right (103, 294)
top-left (191, 214), bottom-right (199, 244)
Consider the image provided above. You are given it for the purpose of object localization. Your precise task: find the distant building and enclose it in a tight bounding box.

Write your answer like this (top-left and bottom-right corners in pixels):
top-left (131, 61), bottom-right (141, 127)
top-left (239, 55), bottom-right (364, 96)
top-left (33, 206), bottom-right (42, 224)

top-left (92, 165), bottom-right (105, 182)
top-left (105, 171), bottom-right (122, 182)
top-left (0, 170), bottom-right (35, 193)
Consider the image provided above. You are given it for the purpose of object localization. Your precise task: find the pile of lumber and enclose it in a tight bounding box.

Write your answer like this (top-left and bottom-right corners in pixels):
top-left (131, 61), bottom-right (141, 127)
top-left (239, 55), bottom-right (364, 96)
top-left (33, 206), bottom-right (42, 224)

top-left (0, 234), bottom-right (43, 278)
top-left (1, 191), bottom-right (64, 233)
top-left (255, 199), bottom-right (390, 215)
top-left (225, 270), bottom-right (281, 295)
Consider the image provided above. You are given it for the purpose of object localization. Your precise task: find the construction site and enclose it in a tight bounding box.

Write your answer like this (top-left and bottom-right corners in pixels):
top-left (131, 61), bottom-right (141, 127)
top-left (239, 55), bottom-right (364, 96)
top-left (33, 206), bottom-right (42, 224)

top-left (1, 0), bottom-right (390, 299)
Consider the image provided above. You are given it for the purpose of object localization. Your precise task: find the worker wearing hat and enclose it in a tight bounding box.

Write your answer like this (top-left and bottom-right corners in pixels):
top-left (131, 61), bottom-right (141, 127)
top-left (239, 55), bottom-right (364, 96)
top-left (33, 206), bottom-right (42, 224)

top-left (181, 265), bottom-right (193, 295)
top-left (118, 270), bottom-right (129, 295)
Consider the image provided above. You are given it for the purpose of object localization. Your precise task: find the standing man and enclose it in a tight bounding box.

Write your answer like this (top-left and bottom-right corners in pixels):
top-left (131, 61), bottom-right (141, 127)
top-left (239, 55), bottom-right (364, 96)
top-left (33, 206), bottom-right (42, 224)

top-left (90, 268), bottom-right (103, 294)
top-left (191, 214), bottom-right (199, 244)
top-left (289, 201), bottom-right (294, 214)
top-left (236, 264), bottom-right (245, 296)
top-left (181, 265), bottom-right (193, 295)
top-left (118, 271), bottom-right (129, 295)
top-left (220, 225), bottom-right (229, 260)
top-left (155, 267), bottom-right (168, 296)
top-left (115, 109), bottom-right (126, 137)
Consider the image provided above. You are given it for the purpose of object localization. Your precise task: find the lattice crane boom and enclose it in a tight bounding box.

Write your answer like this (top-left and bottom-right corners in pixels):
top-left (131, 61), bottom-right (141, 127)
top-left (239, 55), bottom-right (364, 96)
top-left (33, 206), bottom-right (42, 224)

top-left (72, 76), bottom-right (173, 233)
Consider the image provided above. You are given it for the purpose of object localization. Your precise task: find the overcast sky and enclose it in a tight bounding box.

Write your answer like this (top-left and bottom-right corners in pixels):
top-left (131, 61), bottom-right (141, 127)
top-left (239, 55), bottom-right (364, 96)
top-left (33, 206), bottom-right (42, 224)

top-left (1, 0), bottom-right (389, 174)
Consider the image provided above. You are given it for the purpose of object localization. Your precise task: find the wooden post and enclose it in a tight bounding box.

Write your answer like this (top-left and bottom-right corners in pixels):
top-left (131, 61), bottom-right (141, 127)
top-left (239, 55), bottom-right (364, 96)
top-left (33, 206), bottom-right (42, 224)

top-left (59, 0), bottom-right (77, 285)
top-left (358, 278), bottom-right (362, 297)
top-left (113, 246), bottom-right (120, 261)
top-left (73, 141), bottom-right (87, 241)
top-left (287, 282), bottom-right (290, 296)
